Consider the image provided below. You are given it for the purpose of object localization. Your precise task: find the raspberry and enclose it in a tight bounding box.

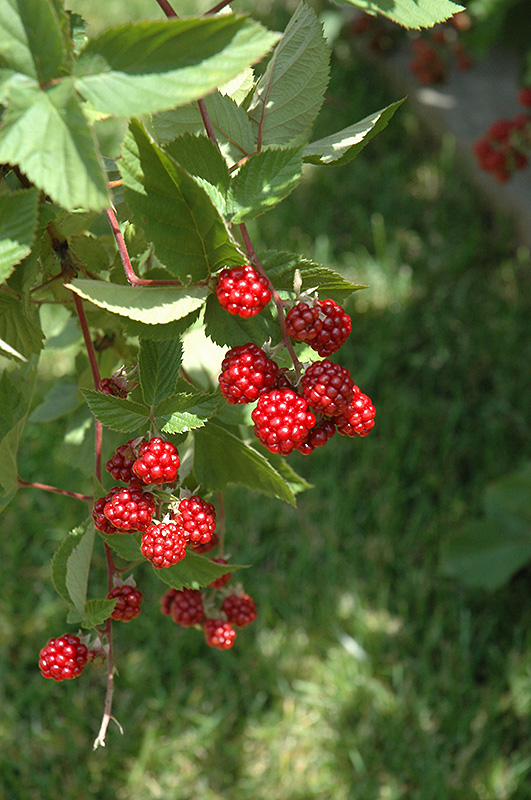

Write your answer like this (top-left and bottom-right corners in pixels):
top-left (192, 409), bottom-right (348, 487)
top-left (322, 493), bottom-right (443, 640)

top-left (208, 558), bottom-right (232, 589)
top-left (296, 418), bottom-right (336, 455)
top-left (141, 520), bottom-right (187, 568)
top-left (251, 389), bottom-right (316, 455)
top-left (190, 532), bottom-right (219, 554)
top-left (311, 300), bottom-right (352, 357)
top-left (93, 487), bottom-right (122, 534)
top-left (160, 588), bottom-right (180, 616)
top-left (222, 593), bottom-right (257, 627)
top-left (107, 584), bottom-right (143, 622)
top-left (103, 480), bottom-right (155, 532)
top-left (215, 265), bottom-right (271, 318)
top-left (132, 437), bottom-right (180, 485)
top-left (301, 360), bottom-right (355, 417)
top-left (274, 368), bottom-right (295, 391)
top-left (285, 302), bottom-right (322, 343)
top-left (169, 588), bottom-right (205, 626)
top-left (39, 634), bottom-right (88, 681)
top-left (105, 439), bottom-right (138, 483)
top-left (335, 390), bottom-right (376, 437)
top-left (518, 87), bottom-right (531, 108)
top-left (204, 618), bottom-right (237, 650)
top-left (100, 377), bottom-right (128, 398)
top-left (219, 343), bottom-right (279, 404)
top-left (173, 495), bottom-right (216, 545)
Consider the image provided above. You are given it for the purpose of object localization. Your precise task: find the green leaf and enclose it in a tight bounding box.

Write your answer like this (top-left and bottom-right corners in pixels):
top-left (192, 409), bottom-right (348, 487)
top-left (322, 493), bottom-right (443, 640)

top-left (51, 524), bottom-right (88, 605)
top-left (81, 598), bottom-right (117, 629)
top-left (0, 293), bottom-right (44, 361)
top-left (0, 78), bottom-right (109, 211)
top-left (247, 2), bottom-right (330, 147)
top-left (6, 246), bottom-right (40, 295)
top-left (0, 188), bottom-right (40, 282)
top-left (156, 391), bottom-right (221, 434)
top-left (203, 292), bottom-right (274, 348)
top-left (120, 121), bottom-right (242, 282)
top-left (0, 0), bottom-right (66, 81)
top-left (82, 388), bottom-right (150, 434)
top-left (153, 549), bottom-right (248, 591)
top-left (29, 380), bottom-right (80, 423)
top-left (66, 523), bottom-right (95, 613)
top-left (0, 364), bottom-right (35, 493)
top-left (260, 250), bottom-right (364, 302)
top-left (120, 308), bottom-right (201, 341)
top-left (194, 422), bottom-right (296, 505)
top-left (0, 419), bottom-right (25, 493)
top-left (101, 531), bottom-right (142, 562)
top-left (164, 133), bottom-right (230, 213)
top-left (257, 446), bottom-right (313, 495)
top-left (483, 464), bottom-right (531, 530)
top-left (66, 278), bottom-right (208, 324)
top-left (74, 17), bottom-right (280, 117)
top-left (344, 0), bottom-right (464, 30)
top-left (229, 146), bottom-right (304, 223)
top-left (303, 100), bottom-right (405, 166)
top-left (139, 338), bottom-right (183, 407)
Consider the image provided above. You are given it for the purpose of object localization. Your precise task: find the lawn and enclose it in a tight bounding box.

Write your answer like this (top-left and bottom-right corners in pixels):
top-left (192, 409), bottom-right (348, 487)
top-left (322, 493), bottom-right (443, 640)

top-left (2, 2), bottom-right (531, 798)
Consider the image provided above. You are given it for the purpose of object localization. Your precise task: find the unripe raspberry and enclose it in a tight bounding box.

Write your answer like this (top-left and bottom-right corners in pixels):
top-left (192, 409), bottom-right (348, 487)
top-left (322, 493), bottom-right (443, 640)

top-left (141, 520), bottom-right (187, 568)
top-left (106, 439), bottom-right (138, 483)
top-left (169, 588), bottom-right (205, 626)
top-left (296, 418), bottom-right (336, 454)
top-left (215, 265), bottom-right (271, 318)
top-left (301, 360), bottom-right (355, 417)
top-left (335, 390), bottom-right (375, 437)
top-left (133, 437), bottom-right (180, 485)
top-left (93, 487), bottom-right (122, 534)
top-left (251, 389), bottom-right (316, 455)
top-left (160, 588), bottom-right (180, 616)
top-left (103, 480), bottom-right (155, 532)
top-left (39, 634), bottom-right (88, 681)
top-left (100, 377), bottom-right (128, 398)
top-left (173, 495), bottom-right (216, 545)
top-left (204, 618), bottom-right (237, 650)
top-left (107, 584), bottom-right (143, 622)
top-left (190, 532), bottom-right (219, 555)
top-left (208, 558), bottom-right (232, 589)
top-left (219, 343), bottom-right (279, 404)
top-left (222, 593), bottom-right (257, 627)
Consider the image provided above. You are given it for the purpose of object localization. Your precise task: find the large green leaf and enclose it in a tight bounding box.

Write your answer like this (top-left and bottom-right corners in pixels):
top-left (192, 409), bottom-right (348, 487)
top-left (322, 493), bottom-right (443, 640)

top-left (0, 293), bottom-right (44, 361)
top-left (139, 338), bottom-right (183, 407)
top-left (0, 364), bottom-right (35, 494)
top-left (343, 0), bottom-right (463, 30)
top-left (304, 100), bottom-right (405, 166)
top-left (247, 2), bottom-right (330, 148)
top-left (194, 422), bottom-right (296, 505)
top-left (65, 524), bottom-right (95, 613)
top-left (66, 278), bottom-right (208, 324)
top-left (164, 133), bottom-right (230, 215)
top-left (0, 188), bottom-right (40, 282)
top-left (203, 292), bottom-right (275, 348)
top-left (29, 380), bottom-right (80, 423)
top-left (51, 524), bottom-right (88, 605)
top-left (153, 549), bottom-right (247, 591)
top-left (0, 78), bottom-right (109, 211)
top-left (101, 531), bottom-right (142, 562)
top-left (0, 0), bottom-right (66, 81)
top-left (74, 17), bottom-right (280, 117)
top-left (260, 250), bottom-right (365, 302)
top-left (229, 146), bottom-right (304, 223)
top-left (120, 121), bottom-right (242, 281)
top-left (80, 598), bottom-right (117, 629)
top-left (82, 388), bottom-right (150, 434)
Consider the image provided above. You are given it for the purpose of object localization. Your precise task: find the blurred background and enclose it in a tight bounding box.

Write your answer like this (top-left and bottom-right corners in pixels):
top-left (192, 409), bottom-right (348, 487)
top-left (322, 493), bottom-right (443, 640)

top-left (2, 1), bottom-right (531, 798)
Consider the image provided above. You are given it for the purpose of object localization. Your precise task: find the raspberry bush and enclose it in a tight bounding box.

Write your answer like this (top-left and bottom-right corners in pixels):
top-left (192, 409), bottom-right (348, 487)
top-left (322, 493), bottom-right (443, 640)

top-left (0, 0), bottom-right (461, 748)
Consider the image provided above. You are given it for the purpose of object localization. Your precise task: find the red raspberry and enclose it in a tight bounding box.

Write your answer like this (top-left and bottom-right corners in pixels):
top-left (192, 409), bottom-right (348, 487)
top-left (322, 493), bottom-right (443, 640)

top-left (335, 390), bottom-right (376, 437)
top-left (160, 588), bottom-right (180, 616)
top-left (219, 343), bottom-right (279, 404)
top-left (311, 300), bottom-right (352, 357)
top-left (104, 480), bottom-right (155, 532)
top-left (488, 119), bottom-right (513, 142)
top-left (93, 487), bottom-right (122, 534)
top-left (518, 87), bottom-right (531, 108)
top-left (215, 265), bottom-right (271, 318)
top-left (132, 437), bottom-right (180, 485)
top-left (169, 588), bottom-right (205, 626)
top-left (204, 618), bottom-right (237, 650)
top-left (285, 302), bottom-right (322, 343)
top-left (251, 389), bottom-right (316, 455)
top-left (107, 585), bottom-right (143, 622)
top-left (39, 634), bottom-right (88, 681)
top-left (208, 558), bottom-right (232, 589)
top-left (296, 418), bottom-right (336, 455)
top-left (190, 532), bottom-right (219, 554)
top-left (274, 368), bottom-right (296, 390)
top-left (173, 495), bottom-right (216, 545)
top-left (222, 593), bottom-right (257, 627)
top-left (301, 360), bottom-right (355, 417)
top-left (141, 520), bottom-right (187, 568)
top-left (105, 439), bottom-right (138, 483)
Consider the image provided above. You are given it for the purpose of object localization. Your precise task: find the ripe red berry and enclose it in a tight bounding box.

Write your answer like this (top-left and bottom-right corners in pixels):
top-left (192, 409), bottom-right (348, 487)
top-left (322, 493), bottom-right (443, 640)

top-left (335, 390), bottom-right (376, 437)
top-left (39, 634), bottom-right (88, 681)
top-left (204, 618), bottom-right (237, 650)
top-left (215, 265), bottom-right (271, 318)
top-left (296, 418), bottom-right (336, 454)
top-left (107, 584), bottom-right (143, 622)
top-left (105, 439), bottom-right (138, 483)
top-left (301, 360), bottom-right (355, 417)
top-left (169, 588), bottom-right (205, 626)
top-left (518, 87), bottom-right (531, 108)
top-left (103, 480), bottom-right (155, 532)
top-left (141, 520), bottom-right (187, 568)
top-left (93, 487), bottom-right (122, 534)
top-left (251, 389), bottom-right (316, 455)
top-left (132, 437), bottom-right (180, 485)
top-left (222, 593), bottom-right (257, 627)
top-left (219, 343), bottom-right (279, 404)
top-left (208, 558), bottom-right (232, 589)
top-left (173, 495), bottom-right (216, 545)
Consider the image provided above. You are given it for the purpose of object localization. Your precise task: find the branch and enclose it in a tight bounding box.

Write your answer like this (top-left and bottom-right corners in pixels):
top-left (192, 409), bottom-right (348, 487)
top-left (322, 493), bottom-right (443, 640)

top-left (17, 478), bottom-right (92, 502)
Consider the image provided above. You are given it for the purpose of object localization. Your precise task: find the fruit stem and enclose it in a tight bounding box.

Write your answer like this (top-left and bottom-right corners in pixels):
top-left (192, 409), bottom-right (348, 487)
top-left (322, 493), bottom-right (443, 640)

top-left (154, 0), bottom-right (177, 16)
top-left (17, 478), bottom-right (92, 502)
top-left (93, 544), bottom-right (121, 750)
top-left (205, 0), bottom-right (233, 14)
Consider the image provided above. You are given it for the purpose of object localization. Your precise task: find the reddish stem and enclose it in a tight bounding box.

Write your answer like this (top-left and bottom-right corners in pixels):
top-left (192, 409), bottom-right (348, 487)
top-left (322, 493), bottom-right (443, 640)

top-left (154, 0), bottom-right (177, 16)
top-left (17, 478), bottom-right (92, 502)
top-left (198, 99), bottom-right (220, 148)
top-left (93, 544), bottom-right (121, 750)
top-left (205, 0), bottom-right (233, 14)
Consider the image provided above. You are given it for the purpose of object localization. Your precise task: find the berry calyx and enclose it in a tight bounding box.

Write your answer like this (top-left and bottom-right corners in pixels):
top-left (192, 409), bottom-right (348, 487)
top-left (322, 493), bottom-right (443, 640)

top-left (105, 439), bottom-right (138, 483)
top-left (296, 418), bottom-right (336, 454)
top-left (215, 265), bottom-right (271, 318)
top-left (208, 558), bottom-right (232, 589)
top-left (39, 634), bottom-right (88, 681)
top-left (222, 593), bottom-right (257, 628)
top-left (169, 588), bottom-right (205, 627)
top-left (132, 437), bottom-right (180, 486)
top-left (173, 495), bottom-right (216, 545)
top-left (301, 360), bottom-right (355, 417)
top-left (103, 480), bottom-right (155, 532)
top-left (107, 584), bottom-right (143, 622)
top-left (335, 390), bottom-right (376, 437)
top-left (141, 520), bottom-right (187, 568)
top-left (251, 389), bottom-right (316, 455)
top-left (219, 343), bottom-right (279, 404)
top-left (204, 618), bottom-right (237, 650)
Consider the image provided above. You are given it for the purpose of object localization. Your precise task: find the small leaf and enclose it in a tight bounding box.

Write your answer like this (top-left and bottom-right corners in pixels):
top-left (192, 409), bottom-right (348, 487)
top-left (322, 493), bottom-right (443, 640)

top-left (153, 549), bottom-right (248, 590)
top-left (344, 0), bottom-right (464, 30)
top-left (156, 392), bottom-right (221, 434)
top-left (203, 293), bottom-right (275, 348)
top-left (260, 250), bottom-right (364, 302)
top-left (100, 531), bottom-right (142, 562)
top-left (51, 523), bottom-right (89, 606)
top-left (66, 523), bottom-right (95, 613)
top-left (0, 293), bottom-right (44, 360)
top-left (82, 389), bottom-right (150, 434)
top-left (0, 188), bottom-right (40, 281)
top-left (229, 146), bottom-right (304, 223)
top-left (121, 308), bottom-right (201, 341)
top-left (139, 338), bottom-right (183, 407)
top-left (81, 598), bottom-right (117, 629)
top-left (0, 0), bottom-right (67, 81)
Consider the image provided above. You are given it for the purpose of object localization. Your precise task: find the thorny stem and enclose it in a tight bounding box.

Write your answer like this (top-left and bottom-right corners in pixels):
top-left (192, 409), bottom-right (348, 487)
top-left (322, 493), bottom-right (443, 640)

top-left (17, 478), bottom-right (92, 502)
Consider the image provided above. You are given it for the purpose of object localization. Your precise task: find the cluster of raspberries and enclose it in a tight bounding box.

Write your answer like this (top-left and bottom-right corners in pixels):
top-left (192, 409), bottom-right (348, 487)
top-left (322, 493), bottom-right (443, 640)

top-left (474, 90), bottom-right (531, 183)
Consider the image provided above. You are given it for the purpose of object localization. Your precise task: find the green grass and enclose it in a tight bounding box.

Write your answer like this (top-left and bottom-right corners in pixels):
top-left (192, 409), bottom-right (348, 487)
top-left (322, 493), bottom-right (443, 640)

top-left (3, 5), bottom-right (531, 799)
